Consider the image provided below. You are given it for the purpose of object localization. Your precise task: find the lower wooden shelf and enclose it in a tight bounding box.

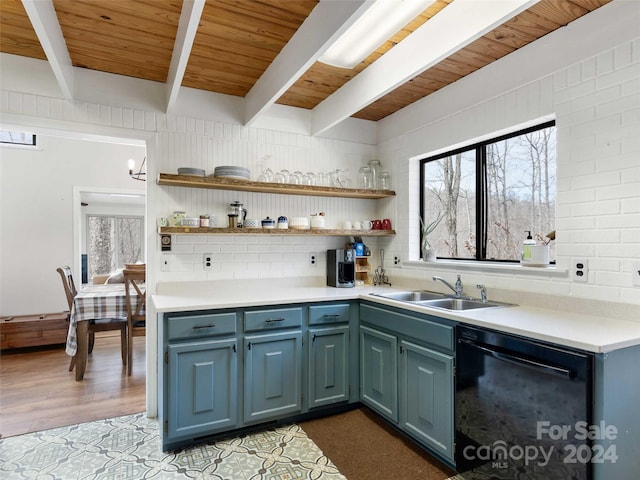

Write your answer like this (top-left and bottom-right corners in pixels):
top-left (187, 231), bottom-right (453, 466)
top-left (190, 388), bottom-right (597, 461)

top-left (159, 227), bottom-right (395, 236)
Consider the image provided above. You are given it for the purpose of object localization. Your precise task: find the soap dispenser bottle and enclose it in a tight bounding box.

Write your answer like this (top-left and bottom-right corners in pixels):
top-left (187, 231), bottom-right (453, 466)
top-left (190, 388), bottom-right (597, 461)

top-left (521, 231), bottom-right (536, 264)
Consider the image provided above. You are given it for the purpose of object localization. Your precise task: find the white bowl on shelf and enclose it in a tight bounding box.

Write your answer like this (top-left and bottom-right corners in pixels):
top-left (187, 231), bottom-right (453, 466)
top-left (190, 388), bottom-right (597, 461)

top-left (289, 217), bottom-right (310, 229)
top-left (243, 219), bottom-right (261, 228)
top-left (310, 216), bottom-right (326, 229)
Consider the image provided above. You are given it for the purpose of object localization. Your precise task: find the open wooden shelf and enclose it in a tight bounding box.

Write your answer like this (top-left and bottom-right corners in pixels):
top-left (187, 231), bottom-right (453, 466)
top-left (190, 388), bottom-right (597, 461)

top-left (157, 173), bottom-right (396, 199)
top-left (159, 227), bottom-right (395, 236)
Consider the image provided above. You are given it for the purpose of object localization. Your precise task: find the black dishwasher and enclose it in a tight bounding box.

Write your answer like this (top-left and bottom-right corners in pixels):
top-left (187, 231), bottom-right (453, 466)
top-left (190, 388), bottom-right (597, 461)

top-left (456, 325), bottom-right (593, 480)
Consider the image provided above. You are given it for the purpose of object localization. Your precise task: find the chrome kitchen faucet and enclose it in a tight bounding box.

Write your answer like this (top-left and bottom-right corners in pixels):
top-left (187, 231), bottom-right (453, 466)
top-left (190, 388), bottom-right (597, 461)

top-left (433, 274), bottom-right (463, 297)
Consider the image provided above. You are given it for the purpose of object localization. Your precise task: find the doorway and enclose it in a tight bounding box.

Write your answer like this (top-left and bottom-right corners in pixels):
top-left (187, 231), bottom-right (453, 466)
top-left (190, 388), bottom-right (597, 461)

top-left (0, 129), bottom-right (149, 437)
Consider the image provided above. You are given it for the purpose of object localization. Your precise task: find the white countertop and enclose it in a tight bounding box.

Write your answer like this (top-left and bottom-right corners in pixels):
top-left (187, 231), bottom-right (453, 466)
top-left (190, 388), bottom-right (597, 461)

top-left (153, 279), bottom-right (640, 354)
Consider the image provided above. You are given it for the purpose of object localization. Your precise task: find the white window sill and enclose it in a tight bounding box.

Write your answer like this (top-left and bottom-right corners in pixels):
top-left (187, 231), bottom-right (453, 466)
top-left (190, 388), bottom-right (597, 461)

top-left (403, 259), bottom-right (568, 277)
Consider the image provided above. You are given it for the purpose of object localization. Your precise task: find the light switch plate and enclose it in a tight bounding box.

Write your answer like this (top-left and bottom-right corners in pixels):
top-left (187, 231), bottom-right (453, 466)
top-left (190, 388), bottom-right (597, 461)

top-left (632, 261), bottom-right (640, 287)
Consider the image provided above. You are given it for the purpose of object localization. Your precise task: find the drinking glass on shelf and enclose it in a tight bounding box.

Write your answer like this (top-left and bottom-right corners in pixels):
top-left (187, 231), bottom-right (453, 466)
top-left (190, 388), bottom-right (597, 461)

top-left (291, 171), bottom-right (303, 185)
top-left (328, 170), bottom-right (339, 187)
top-left (339, 169), bottom-right (350, 187)
top-left (258, 167), bottom-right (274, 183)
top-left (303, 172), bottom-right (316, 186)
top-left (316, 172), bottom-right (326, 186)
top-left (279, 169), bottom-right (290, 183)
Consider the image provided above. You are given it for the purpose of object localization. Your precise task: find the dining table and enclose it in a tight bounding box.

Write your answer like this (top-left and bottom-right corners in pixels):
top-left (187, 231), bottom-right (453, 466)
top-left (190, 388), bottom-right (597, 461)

top-left (65, 283), bottom-right (144, 380)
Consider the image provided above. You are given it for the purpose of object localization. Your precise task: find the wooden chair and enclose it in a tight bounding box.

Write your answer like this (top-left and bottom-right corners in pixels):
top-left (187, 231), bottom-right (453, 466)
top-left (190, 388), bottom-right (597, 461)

top-left (56, 266), bottom-right (127, 371)
top-left (124, 267), bottom-right (146, 376)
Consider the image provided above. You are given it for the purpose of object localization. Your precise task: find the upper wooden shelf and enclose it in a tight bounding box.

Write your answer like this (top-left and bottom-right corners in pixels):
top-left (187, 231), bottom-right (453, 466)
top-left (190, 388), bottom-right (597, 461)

top-left (157, 173), bottom-right (396, 199)
top-left (159, 227), bottom-right (395, 236)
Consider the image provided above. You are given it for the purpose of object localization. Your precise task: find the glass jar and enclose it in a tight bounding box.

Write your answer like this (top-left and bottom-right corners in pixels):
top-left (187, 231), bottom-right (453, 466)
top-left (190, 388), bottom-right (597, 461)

top-left (368, 159), bottom-right (382, 188)
top-left (358, 166), bottom-right (374, 189)
top-left (377, 171), bottom-right (391, 190)
top-left (172, 211), bottom-right (185, 227)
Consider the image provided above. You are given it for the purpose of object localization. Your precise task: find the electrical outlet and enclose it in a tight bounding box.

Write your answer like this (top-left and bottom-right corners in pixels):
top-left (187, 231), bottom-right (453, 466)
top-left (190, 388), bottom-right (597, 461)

top-left (160, 255), bottom-right (170, 272)
top-left (573, 258), bottom-right (588, 283)
top-left (632, 261), bottom-right (640, 287)
top-left (203, 253), bottom-right (213, 271)
top-left (394, 255), bottom-right (401, 266)
top-left (309, 253), bottom-right (317, 266)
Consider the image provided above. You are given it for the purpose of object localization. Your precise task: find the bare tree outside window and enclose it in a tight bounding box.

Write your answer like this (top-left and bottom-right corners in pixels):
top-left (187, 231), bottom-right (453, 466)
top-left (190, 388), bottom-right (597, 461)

top-left (87, 215), bottom-right (143, 280)
top-left (423, 151), bottom-right (476, 259)
top-left (421, 122), bottom-right (556, 262)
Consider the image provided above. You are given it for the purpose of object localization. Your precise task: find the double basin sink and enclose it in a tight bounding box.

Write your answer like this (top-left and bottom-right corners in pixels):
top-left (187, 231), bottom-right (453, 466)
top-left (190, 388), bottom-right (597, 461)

top-left (371, 290), bottom-right (514, 311)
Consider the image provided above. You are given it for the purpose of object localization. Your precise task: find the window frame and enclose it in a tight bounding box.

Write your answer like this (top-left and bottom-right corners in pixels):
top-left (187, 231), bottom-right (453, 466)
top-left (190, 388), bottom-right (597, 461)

top-left (0, 130), bottom-right (37, 148)
top-left (419, 120), bottom-right (556, 263)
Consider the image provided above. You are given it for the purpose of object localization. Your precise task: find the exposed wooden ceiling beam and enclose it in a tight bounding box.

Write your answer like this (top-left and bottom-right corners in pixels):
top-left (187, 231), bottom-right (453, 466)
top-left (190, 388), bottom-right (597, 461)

top-left (166, 0), bottom-right (206, 112)
top-left (244, 0), bottom-right (369, 126)
top-left (310, 0), bottom-right (540, 135)
top-left (21, 0), bottom-right (74, 99)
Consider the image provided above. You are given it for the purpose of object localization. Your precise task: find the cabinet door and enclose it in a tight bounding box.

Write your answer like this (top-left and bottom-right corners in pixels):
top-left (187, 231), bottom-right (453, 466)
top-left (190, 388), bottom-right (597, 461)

top-left (308, 326), bottom-right (349, 409)
top-left (167, 338), bottom-right (237, 440)
top-left (244, 330), bottom-right (302, 424)
top-left (399, 339), bottom-right (454, 462)
top-left (360, 325), bottom-right (398, 422)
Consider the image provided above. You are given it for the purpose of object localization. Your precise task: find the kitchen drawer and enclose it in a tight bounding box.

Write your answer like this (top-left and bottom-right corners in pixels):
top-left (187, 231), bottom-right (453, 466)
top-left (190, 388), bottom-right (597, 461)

top-left (168, 312), bottom-right (237, 341)
top-left (360, 303), bottom-right (453, 352)
top-left (309, 303), bottom-right (350, 325)
top-left (244, 307), bottom-right (302, 332)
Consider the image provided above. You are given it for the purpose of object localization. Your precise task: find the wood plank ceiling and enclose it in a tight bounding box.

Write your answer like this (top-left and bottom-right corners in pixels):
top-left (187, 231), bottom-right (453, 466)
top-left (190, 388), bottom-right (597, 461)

top-left (0, 0), bottom-right (612, 123)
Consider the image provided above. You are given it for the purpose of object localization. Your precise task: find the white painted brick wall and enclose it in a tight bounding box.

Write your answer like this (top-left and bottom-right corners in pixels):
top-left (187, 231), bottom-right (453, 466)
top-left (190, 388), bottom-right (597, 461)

top-left (2, 19), bottom-right (636, 303)
top-left (378, 35), bottom-right (640, 304)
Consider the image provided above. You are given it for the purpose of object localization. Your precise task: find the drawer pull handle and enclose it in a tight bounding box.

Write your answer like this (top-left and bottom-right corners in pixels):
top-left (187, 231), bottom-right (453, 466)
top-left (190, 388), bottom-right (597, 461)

top-left (192, 324), bottom-right (216, 330)
top-left (322, 314), bottom-right (341, 318)
top-left (265, 318), bottom-right (285, 323)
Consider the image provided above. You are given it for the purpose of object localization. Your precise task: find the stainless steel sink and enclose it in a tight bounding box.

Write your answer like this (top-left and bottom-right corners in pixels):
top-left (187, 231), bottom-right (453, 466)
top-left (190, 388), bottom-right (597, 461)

top-left (418, 298), bottom-right (509, 310)
top-left (371, 290), bottom-right (514, 310)
top-left (372, 291), bottom-right (446, 302)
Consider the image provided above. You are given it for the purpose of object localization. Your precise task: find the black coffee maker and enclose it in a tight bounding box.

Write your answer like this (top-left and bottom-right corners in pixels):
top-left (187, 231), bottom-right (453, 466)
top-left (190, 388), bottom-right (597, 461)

top-left (327, 249), bottom-right (355, 288)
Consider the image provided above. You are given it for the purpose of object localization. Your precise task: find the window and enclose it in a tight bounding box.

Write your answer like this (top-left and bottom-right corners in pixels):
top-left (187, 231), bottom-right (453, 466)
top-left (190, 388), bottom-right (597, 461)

top-left (420, 121), bottom-right (556, 262)
top-left (0, 130), bottom-right (36, 147)
top-left (87, 215), bottom-right (144, 279)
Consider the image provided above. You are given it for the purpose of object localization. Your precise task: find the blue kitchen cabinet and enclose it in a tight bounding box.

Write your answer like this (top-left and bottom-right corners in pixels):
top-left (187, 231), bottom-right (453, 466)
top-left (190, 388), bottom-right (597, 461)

top-left (244, 329), bottom-right (303, 424)
top-left (360, 325), bottom-right (398, 421)
top-left (399, 339), bottom-right (454, 462)
top-left (308, 325), bottom-right (350, 408)
top-left (160, 311), bottom-right (239, 450)
top-left (167, 338), bottom-right (237, 440)
top-left (360, 302), bottom-right (455, 465)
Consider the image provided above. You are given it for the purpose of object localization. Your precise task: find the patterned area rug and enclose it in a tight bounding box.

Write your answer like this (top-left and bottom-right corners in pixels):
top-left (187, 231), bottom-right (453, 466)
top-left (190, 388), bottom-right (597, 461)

top-left (0, 412), bottom-right (346, 480)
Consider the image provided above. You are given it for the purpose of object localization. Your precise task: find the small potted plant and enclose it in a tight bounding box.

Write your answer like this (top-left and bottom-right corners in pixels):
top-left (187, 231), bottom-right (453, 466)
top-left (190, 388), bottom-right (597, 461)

top-left (419, 213), bottom-right (443, 261)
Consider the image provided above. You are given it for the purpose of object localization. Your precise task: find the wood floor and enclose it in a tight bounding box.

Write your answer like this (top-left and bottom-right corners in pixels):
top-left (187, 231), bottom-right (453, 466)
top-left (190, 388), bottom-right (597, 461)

top-left (0, 332), bottom-right (146, 438)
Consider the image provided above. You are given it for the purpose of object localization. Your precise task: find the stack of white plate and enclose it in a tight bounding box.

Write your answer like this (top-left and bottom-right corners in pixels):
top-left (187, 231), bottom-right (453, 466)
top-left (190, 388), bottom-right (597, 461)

top-left (177, 167), bottom-right (206, 176)
top-left (211, 166), bottom-right (250, 180)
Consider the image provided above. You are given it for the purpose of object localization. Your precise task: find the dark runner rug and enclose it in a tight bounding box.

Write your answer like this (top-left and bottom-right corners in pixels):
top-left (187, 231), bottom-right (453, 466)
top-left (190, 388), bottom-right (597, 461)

top-left (300, 407), bottom-right (456, 480)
